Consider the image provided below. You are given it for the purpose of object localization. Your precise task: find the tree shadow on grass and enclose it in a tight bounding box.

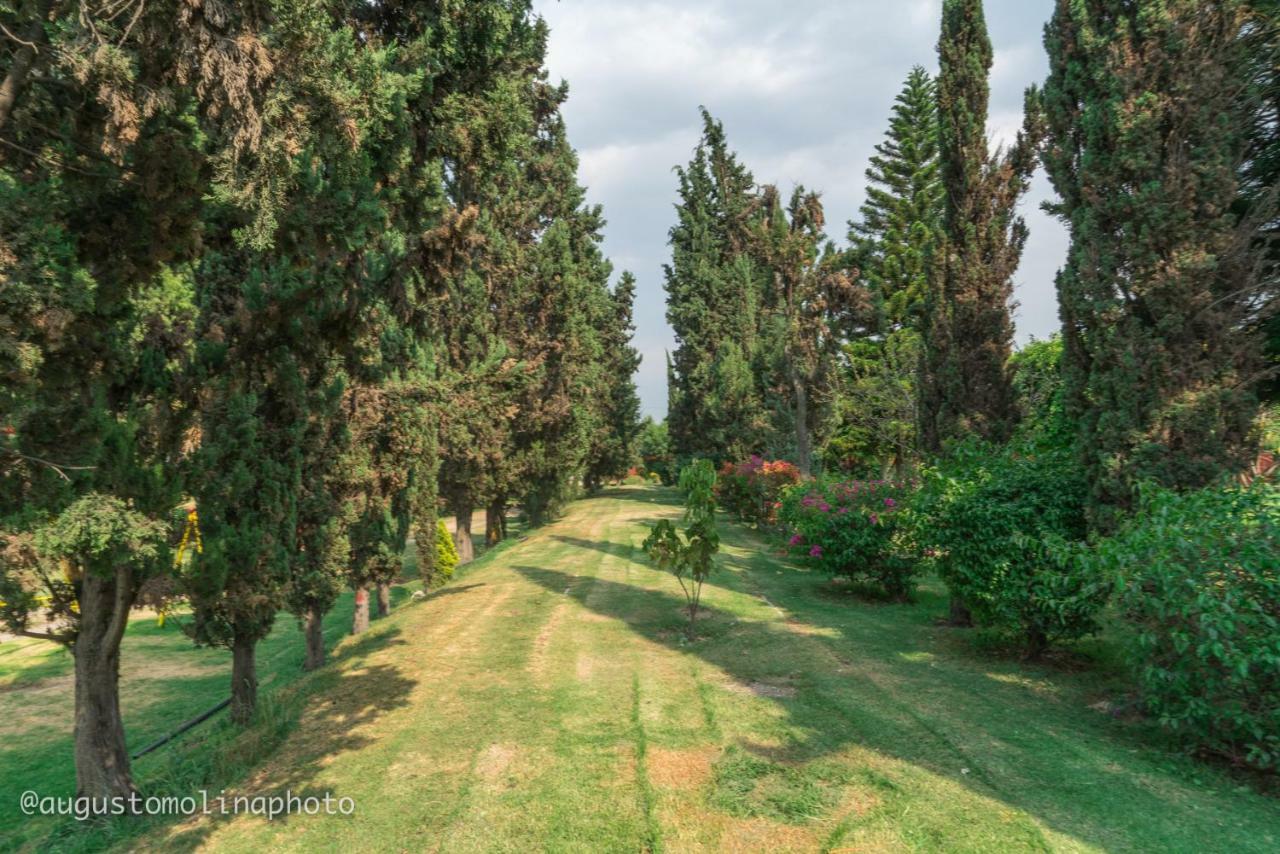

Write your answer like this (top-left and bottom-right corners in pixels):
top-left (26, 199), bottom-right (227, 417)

top-left (512, 559), bottom-right (1276, 853)
top-left (590, 486), bottom-right (679, 505)
top-left (551, 535), bottom-right (641, 565)
top-left (44, 626), bottom-right (416, 853)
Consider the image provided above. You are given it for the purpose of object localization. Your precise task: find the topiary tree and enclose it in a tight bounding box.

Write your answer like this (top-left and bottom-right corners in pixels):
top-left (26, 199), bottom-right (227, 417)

top-left (433, 519), bottom-right (460, 585)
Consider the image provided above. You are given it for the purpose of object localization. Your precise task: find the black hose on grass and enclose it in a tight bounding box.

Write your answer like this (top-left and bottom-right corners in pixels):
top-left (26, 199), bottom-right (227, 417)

top-left (131, 697), bottom-right (231, 760)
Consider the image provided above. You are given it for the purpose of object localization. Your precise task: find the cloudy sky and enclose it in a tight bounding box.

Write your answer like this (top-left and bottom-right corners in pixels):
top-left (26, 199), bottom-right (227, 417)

top-left (533, 0), bottom-right (1069, 418)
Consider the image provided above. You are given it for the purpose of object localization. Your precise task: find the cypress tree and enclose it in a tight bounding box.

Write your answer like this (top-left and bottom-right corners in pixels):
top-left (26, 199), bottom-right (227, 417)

top-left (665, 110), bottom-right (770, 463)
top-left (919, 0), bottom-right (1042, 451)
top-left (755, 187), bottom-right (866, 475)
top-left (584, 272), bottom-right (644, 490)
top-left (1042, 0), bottom-right (1267, 527)
top-left (0, 1), bottom-right (268, 797)
top-left (1244, 1), bottom-right (1279, 401)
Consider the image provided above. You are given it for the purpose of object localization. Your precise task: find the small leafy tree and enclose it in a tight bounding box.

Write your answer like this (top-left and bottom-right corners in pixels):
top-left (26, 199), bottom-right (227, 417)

top-left (643, 460), bottom-right (720, 639)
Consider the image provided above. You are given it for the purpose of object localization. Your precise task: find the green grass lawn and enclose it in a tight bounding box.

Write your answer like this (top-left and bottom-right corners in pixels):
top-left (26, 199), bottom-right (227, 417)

top-left (3, 486), bottom-right (1277, 852)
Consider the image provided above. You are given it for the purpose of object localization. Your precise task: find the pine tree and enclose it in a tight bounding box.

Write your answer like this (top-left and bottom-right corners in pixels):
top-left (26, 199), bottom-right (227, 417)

top-left (838, 66), bottom-right (944, 472)
top-left (919, 0), bottom-right (1042, 452)
top-left (1042, 0), bottom-right (1266, 527)
top-left (851, 66), bottom-right (944, 330)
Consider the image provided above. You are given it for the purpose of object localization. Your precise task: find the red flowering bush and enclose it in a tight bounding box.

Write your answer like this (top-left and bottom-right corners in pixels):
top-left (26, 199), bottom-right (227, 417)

top-left (715, 456), bottom-right (803, 527)
top-left (779, 477), bottom-right (919, 600)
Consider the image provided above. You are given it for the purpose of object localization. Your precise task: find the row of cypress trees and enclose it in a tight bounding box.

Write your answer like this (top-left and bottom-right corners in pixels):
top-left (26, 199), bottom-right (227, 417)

top-left (664, 110), bottom-right (867, 475)
top-left (0, 0), bottom-right (639, 803)
top-left (666, 0), bottom-right (1276, 527)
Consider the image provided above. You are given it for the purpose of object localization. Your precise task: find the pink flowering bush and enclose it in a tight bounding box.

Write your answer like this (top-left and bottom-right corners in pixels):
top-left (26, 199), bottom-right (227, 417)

top-left (779, 477), bottom-right (919, 600)
top-left (716, 457), bottom-right (803, 527)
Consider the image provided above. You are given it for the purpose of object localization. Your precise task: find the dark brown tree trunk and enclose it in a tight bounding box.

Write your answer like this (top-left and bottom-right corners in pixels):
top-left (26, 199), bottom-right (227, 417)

top-left (1024, 626), bottom-right (1049, 661)
top-left (948, 595), bottom-right (973, 627)
top-left (230, 631), bottom-right (258, 725)
top-left (0, 0), bottom-right (55, 133)
top-left (72, 568), bottom-right (137, 801)
top-left (303, 607), bottom-right (325, 671)
top-left (453, 507), bottom-right (475, 564)
top-left (485, 500), bottom-right (504, 546)
top-left (352, 585), bottom-right (370, 634)
top-left (793, 370), bottom-right (812, 477)
top-left (375, 581), bottom-right (391, 618)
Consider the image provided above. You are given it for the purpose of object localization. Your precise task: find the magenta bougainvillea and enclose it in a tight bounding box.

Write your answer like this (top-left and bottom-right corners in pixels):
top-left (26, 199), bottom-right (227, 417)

top-left (779, 477), bottom-right (919, 600)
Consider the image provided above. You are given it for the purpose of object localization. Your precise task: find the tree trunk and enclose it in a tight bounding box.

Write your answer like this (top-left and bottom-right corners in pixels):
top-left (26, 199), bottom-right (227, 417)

top-left (303, 607), bottom-right (325, 671)
top-left (485, 500), bottom-right (504, 546)
top-left (948, 595), bottom-right (973, 627)
top-left (352, 585), bottom-right (370, 634)
top-left (72, 568), bottom-right (137, 801)
top-left (793, 371), bottom-right (812, 477)
top-left (230, 632), bottom-right (258, 726)
top-left (453, 508), bottom-right (475, 564)
top-left (1024, 626), bottom-right (1049, 661)
top-left (375, 581), bottom-right (391, 618)
top-left (0, 0), bottom-right (55, 133)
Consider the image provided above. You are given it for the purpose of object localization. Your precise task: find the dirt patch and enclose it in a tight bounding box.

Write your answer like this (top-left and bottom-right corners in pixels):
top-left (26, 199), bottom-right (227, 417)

top-left (475, 742), bottom-right (515, 778)
top-left (723, 679), bottom-right (797, 699)
top-left (647, 746), bottom-right (717, 790)
top-left (717, 816), bottom-right (819, 853)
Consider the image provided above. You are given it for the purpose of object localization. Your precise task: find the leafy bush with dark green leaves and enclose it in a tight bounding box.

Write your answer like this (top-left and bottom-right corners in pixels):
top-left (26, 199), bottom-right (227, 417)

top-left (1092, 482), bottom-right (1279, 771)
top-left (779, 477), bottom-right (918, 600)
top-left (913, 441), bottom-right (1109, 654)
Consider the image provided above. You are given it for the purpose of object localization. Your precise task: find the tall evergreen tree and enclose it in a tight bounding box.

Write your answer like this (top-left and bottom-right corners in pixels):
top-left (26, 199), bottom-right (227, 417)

top-left (851, 66), bottom-right (944, 330)
top-left (665, 110), bottom-right (770, 464)
top-left (0, 0), bottom-right (269, 798)
top-left (755, 187), bottom-right (866, 475)
top-left (584, 272), bottom-right (644, 490)
top-left (837, 66), bottom-right (944, 472)
top-left (1244, 1), bottom-right (1280, 401)
top-left (919, 0), bottom-right (1042, 451)
top-left (1042, 0), bottom-right (1267, 527)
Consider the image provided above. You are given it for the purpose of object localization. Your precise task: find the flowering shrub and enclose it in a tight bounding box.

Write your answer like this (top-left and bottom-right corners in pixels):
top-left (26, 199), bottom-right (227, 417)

top-left (778, 477), bottom-right (918, 600)
top-left (715, 456), bottom-right (804, 527)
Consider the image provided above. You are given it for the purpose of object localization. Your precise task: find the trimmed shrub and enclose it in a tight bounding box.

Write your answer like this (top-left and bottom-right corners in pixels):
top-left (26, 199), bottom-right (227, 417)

top-left (913, 441), bottom-right (1108, 655)
top-left (434, 519), bottom-right (459, 583)
top-left (716, 456), bottom-right (803, 527)
top-left (779, 477), bottom-right (918, 600)
top-left (1092, 482), bottom-right (1279, 771)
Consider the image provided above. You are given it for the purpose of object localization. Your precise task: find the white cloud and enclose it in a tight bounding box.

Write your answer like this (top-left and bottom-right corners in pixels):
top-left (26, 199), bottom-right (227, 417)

top-left (536, 0), bottom-right (1065, 417)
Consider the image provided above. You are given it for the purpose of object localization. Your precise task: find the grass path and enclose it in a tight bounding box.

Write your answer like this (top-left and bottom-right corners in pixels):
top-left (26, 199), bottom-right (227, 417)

top-left (10, 486), bottom-right (1278, 851)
